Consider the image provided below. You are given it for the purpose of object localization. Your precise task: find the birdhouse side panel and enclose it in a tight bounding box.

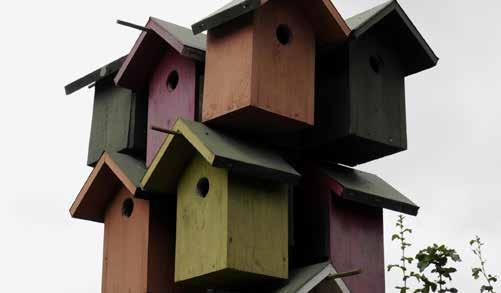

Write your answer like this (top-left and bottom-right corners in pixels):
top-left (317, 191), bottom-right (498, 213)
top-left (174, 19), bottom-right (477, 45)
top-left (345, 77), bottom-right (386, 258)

top-left (348, 31), bottom-right (407, 149)
top-left (227, 174), bottom-right (289, 279)
top-left (202, 14), bottom-right (255, 123)
top-left (175, 155), bottom-right (229, 283)
top-left (253, 0), bottom-right (315, 126)
top-left (102, 186), bottom-right (150, 293)
top-left (329, 198), bottom-right (385, 293)
top-left (147, 49), bottom-right (198, 166)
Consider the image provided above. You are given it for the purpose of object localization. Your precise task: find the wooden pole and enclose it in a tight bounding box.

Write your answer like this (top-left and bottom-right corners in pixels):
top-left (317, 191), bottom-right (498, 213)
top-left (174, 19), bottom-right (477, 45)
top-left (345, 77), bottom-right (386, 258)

top-left (117, 20), bottom-right (151, 32)
top-left (327, 269), bottom-right (362, 280)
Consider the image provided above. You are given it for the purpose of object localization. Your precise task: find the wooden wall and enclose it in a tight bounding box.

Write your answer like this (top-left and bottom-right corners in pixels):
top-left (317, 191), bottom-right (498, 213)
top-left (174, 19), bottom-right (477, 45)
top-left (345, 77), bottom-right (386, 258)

top-left (147, 48), bottom-right (197, 166)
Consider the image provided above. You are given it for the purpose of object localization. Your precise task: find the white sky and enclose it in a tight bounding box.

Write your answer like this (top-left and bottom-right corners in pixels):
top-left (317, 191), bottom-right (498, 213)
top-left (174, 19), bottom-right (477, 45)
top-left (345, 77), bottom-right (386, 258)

top-left (0, 0), bottom-right (499, 292)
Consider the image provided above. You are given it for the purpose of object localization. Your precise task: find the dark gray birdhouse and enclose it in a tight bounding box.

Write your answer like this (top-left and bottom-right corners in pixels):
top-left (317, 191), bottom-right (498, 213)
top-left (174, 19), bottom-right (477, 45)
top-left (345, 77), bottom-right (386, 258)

top-left (65, 57), bottom-right (148, 166)
top-left (307, 0), bottom-right (438, 166)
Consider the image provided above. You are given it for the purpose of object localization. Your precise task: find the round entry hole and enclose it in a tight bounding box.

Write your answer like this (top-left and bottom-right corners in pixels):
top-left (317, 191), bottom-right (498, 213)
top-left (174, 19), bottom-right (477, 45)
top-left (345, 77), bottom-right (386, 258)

top-left (196, 177), bottom-right (210, 198)
top-left (370, 55), bottom-right (383, 74)
top-left (276, 24), bottom-right (292, 45)
top-left (122, 198), bottom-right (134, 218)
top-left (166, 70), bottom-right (179, 92)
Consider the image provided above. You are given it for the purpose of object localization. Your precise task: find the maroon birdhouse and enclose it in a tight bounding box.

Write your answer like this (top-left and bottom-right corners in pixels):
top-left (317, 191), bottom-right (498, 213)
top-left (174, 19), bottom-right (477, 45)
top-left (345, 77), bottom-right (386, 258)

top-left (192, 0), bottom-right (351, 133)
top-left (115, 18), bottom-right (206, 166)
top-left (293, 162), bottom-right (419, 293)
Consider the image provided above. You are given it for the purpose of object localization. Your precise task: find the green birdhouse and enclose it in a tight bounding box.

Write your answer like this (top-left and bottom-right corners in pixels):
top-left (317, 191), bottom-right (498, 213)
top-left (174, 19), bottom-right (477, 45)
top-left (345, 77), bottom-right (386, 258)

top-left (141, 118), bottom-right (300, 287)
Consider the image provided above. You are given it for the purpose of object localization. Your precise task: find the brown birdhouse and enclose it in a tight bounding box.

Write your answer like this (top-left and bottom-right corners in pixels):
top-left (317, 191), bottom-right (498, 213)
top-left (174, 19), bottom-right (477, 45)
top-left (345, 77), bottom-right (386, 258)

top-left (307, 1), bottom-right (439, 165)
top-left (141, 119), bottom-right (300, 287)
top-left (293, 162), bottom-right (419, 293)
top-left (115, 18), bottom-right (206, 166)
top-left (192, 0), bottom-right (350, 133)
top-left (69, 153), bottom-right (201, 293)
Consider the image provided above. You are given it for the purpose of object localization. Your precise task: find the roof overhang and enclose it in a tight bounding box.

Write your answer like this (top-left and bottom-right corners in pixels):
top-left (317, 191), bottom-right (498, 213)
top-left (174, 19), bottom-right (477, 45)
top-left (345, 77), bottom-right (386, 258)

top-left (274, 261), bottom-right (351, 293)
top-left (141, 118), bottom-right (301, 195)
top-left (347, 0), bottom-right (438, 76)
top-left (115, 18), bottom-right (206, 90)
top-left (319, 164), bottom-right (419, 216)
top-left (64, 56), bottom-right (126, 95)
top-left (70, 152), bottom-right (147, 223)
top-left (192, 0), bottom-right (351, 46)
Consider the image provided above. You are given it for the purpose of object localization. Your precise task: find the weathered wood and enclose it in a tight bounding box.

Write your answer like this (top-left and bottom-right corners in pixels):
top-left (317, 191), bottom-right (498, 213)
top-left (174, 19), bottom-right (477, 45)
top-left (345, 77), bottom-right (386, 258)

top-left (146, 47), bottom-right (197, 166)
top-left (202, 0), bottom-right (316, 133)
top-left (117, 19), bottom-right (151, 32)
top-left (175, 154), bottom-right (289, 286)
top-left (141, 119), bottom-right (301, 195)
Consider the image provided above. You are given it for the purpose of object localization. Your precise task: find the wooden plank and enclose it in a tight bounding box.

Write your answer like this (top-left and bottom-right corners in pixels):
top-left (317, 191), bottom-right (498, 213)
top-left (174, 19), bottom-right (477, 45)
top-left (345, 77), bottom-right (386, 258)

top-left (146, 47), bottom-right (197, 166)
top-left (102, 186), bottom-right (150, 293)
top-left (65, 56), bottom-right (126, 95)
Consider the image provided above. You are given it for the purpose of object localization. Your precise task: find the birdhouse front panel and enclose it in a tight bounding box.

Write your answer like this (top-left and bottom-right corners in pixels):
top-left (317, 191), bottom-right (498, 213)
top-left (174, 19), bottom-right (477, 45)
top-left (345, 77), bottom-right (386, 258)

top-left (310, 31), bottom-right (407, 166)
top-left (147, 48), bottom-right (198, 166)
top-left (202, 0), bottom-right (315, 133)
top-left (175, 154), bottom-right (289, 286)
top-left (88, 78), bottom-right (147, 166)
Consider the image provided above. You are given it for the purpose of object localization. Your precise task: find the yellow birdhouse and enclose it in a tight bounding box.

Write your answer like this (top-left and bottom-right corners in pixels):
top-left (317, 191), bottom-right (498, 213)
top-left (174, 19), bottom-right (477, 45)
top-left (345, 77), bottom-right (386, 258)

top-left (141, 118), bottom-right (300, 287)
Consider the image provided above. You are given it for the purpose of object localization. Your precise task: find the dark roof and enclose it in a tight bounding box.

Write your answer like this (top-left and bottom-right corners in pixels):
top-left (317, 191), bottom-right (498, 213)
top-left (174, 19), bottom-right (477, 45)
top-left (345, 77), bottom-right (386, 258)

top-left (321, 164), bottom-right (419, 216)
top-left (70, 152), bottom-right (147, 223)
top-left (115, 18), bottom-right (206, 90)
top-left (64, 56), bottom-right (126, 95)
top-left (192, 0), bottom-right (350, 45)
top-left (346, 0), bottom-right (438, 76)
top-left (141, 118), bottom-right (301, 195)
top-left (274, 262), bottom-right (350, 293)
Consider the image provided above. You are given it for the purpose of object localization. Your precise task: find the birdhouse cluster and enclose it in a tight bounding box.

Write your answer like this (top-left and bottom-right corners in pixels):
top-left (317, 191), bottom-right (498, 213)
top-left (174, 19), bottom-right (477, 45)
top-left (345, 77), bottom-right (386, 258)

top-left (65, 1), bottom-right (437, 292)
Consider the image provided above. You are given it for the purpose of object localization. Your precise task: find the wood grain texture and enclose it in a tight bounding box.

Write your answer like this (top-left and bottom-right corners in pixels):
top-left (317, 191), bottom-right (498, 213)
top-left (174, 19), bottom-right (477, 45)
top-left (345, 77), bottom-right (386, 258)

top-left (147, 48), bottom-right (197, 166)
top-left (102, 187), bottom-right (150, 293)
top-left (175, 154), bottom-right (288, 285)
top-left (202, 0), bottom-right (315, 132)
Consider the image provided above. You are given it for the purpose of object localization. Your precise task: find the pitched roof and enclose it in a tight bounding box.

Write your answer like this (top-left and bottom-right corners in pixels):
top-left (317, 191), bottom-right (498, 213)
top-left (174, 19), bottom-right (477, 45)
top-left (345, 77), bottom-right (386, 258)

top-left (115, 18), bottom-right (206, 89)
top-left (274, 262), bottom-right (351, 293)
top-left (70, 152), bottom-right (147, 223)
top-left (346, 0), bottom-right (438, 76)
top-left (64, 56), bottom-right (126, 95)
top-left (192, 0), bottom-right (350, 45)
top-left (320, 164), bottom-right (419, 216)
top-left (141, 118), bottom-right (301, 195)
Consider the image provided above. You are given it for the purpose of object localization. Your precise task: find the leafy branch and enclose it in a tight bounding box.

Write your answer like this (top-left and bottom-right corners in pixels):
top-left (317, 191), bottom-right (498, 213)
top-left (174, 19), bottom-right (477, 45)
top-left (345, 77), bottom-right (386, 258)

top-left (414, 244), bottom-right (461, 293)
top-left (471, 236), bottom-right (498, 293)
top-left (388, 215), bottom-right (416, 292)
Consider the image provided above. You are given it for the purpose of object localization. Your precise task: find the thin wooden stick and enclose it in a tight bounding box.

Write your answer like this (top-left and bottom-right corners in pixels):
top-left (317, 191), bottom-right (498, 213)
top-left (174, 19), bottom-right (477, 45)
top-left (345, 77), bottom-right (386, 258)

top-left (117, 20), bottom-right (151, 32)
top-left (327, 269), bottom-right (362, 280)
top-left (151, 125), bottom-right (179, 136)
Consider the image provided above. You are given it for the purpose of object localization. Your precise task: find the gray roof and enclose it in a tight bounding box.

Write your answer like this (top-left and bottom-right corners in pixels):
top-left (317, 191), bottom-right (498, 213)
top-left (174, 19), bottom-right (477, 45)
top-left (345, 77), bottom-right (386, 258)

top-left (274, 262), bottom-right (350, 293)
top-left (107, 152), bottom-right (147, 188)
top-left (64, 56), bottom-right (126, 95)
top-left (150, 17), bottom-right (206, 52)
top-left (141, 118), bottom-right (301, 195)
top-left (346, 0), bottom-right (438, 76)
top-left (321, 164), bottom-right (419, 216)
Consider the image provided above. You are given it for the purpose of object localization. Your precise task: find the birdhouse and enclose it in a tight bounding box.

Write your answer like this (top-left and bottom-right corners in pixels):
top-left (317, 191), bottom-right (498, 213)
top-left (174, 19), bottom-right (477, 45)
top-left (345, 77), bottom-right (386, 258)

top-left (115, 18), bottom-right (206, 166)
top-left (141, 118), bottom-right (300, 287)
top-left (307, 0), bottom-right (439, 165)
top-left (65, 57), bottom-right (147, 166)
top-left (192, 0), bottom-right (350, 133)
top-left (69, 152), bottom-right (205, 293)
top-left (293, 162), bottom-right (419, 293)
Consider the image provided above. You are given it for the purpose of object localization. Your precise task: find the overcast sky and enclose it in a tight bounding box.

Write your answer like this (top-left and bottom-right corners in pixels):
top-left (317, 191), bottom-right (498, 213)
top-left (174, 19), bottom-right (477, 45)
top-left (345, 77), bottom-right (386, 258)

top-left (0, 0), bottom-right (499, 292)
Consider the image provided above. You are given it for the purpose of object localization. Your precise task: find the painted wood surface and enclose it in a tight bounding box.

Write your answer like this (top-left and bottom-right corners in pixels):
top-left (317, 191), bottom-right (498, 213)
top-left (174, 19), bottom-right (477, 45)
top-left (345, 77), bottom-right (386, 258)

top-left (88, 78), bottom-right (147, 166)
top-left (202, 0), bottom-right (315, 133)
top-left (293, 164), bottom-right (385, 293)
top-left (175, 154), bottom-right (288, 286)
top-left (306, 25), bottom-right (408, 166)
top-left (147, 48), bottom-right (197, 166)
top-left (102, 186), bottom-right (150, 293)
